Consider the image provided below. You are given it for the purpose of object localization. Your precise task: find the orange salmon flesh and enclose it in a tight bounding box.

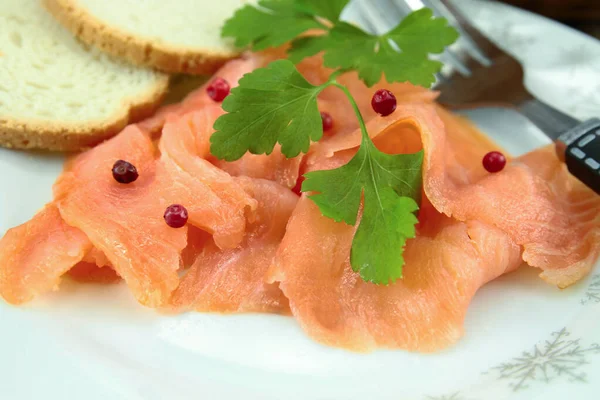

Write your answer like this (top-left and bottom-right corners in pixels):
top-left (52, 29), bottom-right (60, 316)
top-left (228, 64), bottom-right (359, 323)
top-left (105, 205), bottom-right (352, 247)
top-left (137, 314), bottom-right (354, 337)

top-left (1, 53), bottom-right (598, 352)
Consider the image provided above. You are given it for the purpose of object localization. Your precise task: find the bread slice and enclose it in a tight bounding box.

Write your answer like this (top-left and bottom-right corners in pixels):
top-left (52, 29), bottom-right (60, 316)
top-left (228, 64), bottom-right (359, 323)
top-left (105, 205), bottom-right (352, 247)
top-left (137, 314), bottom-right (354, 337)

top-left (0, 0), bottom-right (169, 151)
top-left (43, 0), bottom-right (249, 75)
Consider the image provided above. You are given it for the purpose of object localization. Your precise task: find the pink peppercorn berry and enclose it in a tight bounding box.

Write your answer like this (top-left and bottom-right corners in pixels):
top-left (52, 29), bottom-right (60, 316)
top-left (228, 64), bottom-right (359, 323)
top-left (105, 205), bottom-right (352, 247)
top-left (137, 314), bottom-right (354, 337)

top-left (164, 204), bottom-right (189, 228)
top-left (482, 151), bottom-right (507, 173)
top-left (292, 175), bottom-right (305, 196)
top-left (207, 78), bottom-right (230, 102)
top-left (321, 112), bottom-right (334, 133)
top-left (112, 160), bottom-right (138, 184)
top-left (371, 89), bottom-right (397, 116)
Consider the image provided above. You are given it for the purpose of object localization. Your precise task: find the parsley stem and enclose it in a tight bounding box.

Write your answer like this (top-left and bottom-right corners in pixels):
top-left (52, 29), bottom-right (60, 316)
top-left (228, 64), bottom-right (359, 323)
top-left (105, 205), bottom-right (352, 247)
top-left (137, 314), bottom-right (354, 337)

top-left (331, 82), bottom-right (369, 142)
top-left (327, 69), bottom-right (348, 82)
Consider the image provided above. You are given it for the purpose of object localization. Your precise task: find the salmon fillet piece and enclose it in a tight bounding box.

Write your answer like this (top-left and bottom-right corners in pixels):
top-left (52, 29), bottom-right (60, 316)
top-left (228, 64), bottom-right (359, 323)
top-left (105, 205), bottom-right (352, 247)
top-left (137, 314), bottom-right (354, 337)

top-left (0, 98), bottom-right (283, 305)
top-left (267, 103), bottom-right (523, 351)
top-left (170, 178), bottom-right (296, 314)
top-left (67, 247), bottom-right (120, 284)
top-left (54, 126), bottom-right (188, 307)
top-left (310, 104), bottom-right (600, 287)
top-left (211, 147), bottom-right (303, 189)
top-left (297, 54), bottom-right (438, 149)
top-left (54, 117), bottom-right (260, 306)
top-left (68, 263), bottom-right (120, 284)
top-left (420, 108), bottom-right (600, 288)
top-left (159, 106), bottom-right (257, 249)
top-left (138, 56), bottom-right (264, 134)
top-left (270, 98), bottom-right (598, 351)
top-left (269, 196), bottom-right (521, 351)
top-left (0, 205), bottom-right (91, 304)
top-left (144, 54), bottom-right (304, 189)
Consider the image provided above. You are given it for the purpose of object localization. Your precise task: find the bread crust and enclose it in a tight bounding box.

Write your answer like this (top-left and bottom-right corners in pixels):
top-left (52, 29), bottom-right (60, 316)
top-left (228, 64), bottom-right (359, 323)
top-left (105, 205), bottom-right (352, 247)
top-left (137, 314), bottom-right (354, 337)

top-left (43, 0), bottom-right (240, 75)
top-left (0, 77), bottom-right (168, 152)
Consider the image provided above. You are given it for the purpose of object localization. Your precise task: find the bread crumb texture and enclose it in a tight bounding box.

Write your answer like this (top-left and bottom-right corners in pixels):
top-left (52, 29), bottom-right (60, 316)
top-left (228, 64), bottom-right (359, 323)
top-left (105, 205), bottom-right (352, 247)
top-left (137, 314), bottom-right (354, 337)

top-left (43, 0), bottom-right (250, 75)
top-left (0, 0), bottom-right (168, 151)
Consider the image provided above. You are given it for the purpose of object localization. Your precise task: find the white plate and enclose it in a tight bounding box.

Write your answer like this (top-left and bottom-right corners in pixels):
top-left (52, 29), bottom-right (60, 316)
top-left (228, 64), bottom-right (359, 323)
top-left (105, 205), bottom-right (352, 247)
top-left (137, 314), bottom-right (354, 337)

top-left (1, 1), bottom-right (599, 399)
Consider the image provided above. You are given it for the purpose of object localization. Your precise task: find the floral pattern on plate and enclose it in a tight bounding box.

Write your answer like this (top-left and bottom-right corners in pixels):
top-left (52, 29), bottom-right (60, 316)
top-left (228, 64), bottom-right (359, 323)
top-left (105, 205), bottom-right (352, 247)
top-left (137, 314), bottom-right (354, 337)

top-left (487, 328), bottom-right (600, 391)
top-left (581, 274), bottom-right (600, 305)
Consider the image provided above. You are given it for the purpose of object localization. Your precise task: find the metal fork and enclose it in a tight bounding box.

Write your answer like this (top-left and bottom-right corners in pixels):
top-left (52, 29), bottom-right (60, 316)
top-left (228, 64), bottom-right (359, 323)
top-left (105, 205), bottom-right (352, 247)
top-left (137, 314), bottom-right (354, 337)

top-left (357, 0), bottom-right (600, 194)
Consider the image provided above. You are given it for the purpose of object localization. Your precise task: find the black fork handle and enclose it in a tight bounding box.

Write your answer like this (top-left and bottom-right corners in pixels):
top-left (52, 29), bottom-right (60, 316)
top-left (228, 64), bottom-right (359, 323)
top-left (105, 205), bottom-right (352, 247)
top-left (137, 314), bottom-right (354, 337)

top-left (516, 97), bottom-right (600, 195)
top-left (556, 118), bottom-right (600, 195)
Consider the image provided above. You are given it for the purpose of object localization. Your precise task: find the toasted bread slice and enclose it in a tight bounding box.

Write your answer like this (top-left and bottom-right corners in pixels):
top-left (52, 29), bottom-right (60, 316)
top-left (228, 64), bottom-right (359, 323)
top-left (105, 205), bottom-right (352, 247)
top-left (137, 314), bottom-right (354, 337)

top-left (43, 0), bottom-right (248, 75)
top-left (0, 0), bottom-right (169, 151)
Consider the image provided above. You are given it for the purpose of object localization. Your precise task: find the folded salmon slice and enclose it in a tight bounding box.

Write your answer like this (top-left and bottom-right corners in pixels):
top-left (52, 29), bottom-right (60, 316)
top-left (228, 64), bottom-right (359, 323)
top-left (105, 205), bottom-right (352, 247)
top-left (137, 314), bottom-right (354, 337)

top-left (309, 104), bottom-right (600, 287)
top-left (67, 247), bottom-right (120, 284)
top-left (420, 109), bottom-right (600, 288)
top-left (55, 126), bottom-right (187, 306)
top-left (0, 205), bottom-right (91, 304)
top-left (269, 196), bottom-right (522, 351)
top-left (145, 54), bottom-right (304, 189)
top-left (270, 99), bottom-right (598, 351)
top-left (267, 104), bottom-right (523, 351)
top-left (170, 178), bottom-right (296, 313)
top-left (211, 147), bottom-right (303, 189)
top-left (68, 262), bottom-right (121, 284)
top-left (159, 106), bottom-right (257, 249)
top-left (138, 56), bottom-right (264, 134)
top-left (54, 117), bottom-right (262, 306)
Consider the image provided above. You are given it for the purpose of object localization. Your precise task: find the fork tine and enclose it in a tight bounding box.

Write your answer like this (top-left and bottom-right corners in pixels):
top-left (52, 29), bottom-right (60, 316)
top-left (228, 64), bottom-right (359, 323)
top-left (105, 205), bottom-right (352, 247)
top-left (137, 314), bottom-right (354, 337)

top-left (441, 51), bottom-right (472, 77)
top-left (438, 0), bottom-right (503, 62)
top-left (358, 1), bottom-right (388, 35)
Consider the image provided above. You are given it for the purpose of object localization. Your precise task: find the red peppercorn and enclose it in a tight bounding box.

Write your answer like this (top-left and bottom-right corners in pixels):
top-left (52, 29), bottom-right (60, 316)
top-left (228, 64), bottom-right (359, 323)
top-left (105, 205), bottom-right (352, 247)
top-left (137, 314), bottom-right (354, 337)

top-left (371, 89), bottom-right (397, 116)
top-left (292, 175), bottom-right (305, 196)
top-left (164, 204), bottom-right (189, 228)
top-left (321, 112), bottom-right (334, 133)
top-left (112, 160), bottom-right (138, 184)
top-left (207, 78), bottom-right (230, 102)
top-left (482, 151), bottom-right (507, 173)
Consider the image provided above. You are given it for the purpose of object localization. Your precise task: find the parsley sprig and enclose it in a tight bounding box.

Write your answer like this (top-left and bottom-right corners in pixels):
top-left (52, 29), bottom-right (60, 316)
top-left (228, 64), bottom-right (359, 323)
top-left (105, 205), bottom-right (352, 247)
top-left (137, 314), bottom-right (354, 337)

top-left (222, 0), bottom-right (459, 87)
top-left (211, 0), bottom-right (458, 284)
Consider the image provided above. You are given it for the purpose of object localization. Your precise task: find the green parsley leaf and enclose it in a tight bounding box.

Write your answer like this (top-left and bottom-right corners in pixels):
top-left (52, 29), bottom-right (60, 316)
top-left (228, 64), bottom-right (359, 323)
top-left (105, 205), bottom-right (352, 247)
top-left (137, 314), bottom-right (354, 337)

top-left (302, 138), bottom-right (423, 283)
top-left (290, 8), bottom-right (457, 87)
top-left (387, 7), bottom-right (460, 56)
top-left (353, 190), bottom-right (419, 283)
top-left (211, 60), bottom-right (328, 161)
top-left (221, 0), bottom-right (323, 50)
top-left (294, 0), bottom-right (349, 22)
top-left (223, 1), bottom-right (458, 88)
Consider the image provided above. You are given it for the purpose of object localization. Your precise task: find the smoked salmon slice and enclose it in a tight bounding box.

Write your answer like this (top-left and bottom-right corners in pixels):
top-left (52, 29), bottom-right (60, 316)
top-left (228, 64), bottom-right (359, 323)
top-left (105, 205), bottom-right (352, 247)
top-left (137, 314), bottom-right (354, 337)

top-left (54, 116), bottom-right (260, 306)
top-left (269, 97), bottom-right (597, 351)
top-left (67, 247), bottom-right (120, 284)
top-left (159, 106), bottom-right (256, 249)
top-left (68, 262), bottom-right (121, 284)
top-left (268, 196), bottom-right (522, 351)
top-left (211, 147), bottom-right (303, 189)
top-left (308, 103), bottom-right (600, 288)
top-left (55, 126), bottom-right (188, 307)
top-left (419, 108), bottom-right (600, 288)
top-left (266, 104), bottom-right (525, 351)
top-left (144, 53), bottom-right (304, 189)
top-left (0, 205), bottom-right (91, 304)
top-left (138, 56), bottom-right (264, 134)
top-left (1, 49), bottom-right (597, 356)
top-left (170, 178), bottom-right (296, 314)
